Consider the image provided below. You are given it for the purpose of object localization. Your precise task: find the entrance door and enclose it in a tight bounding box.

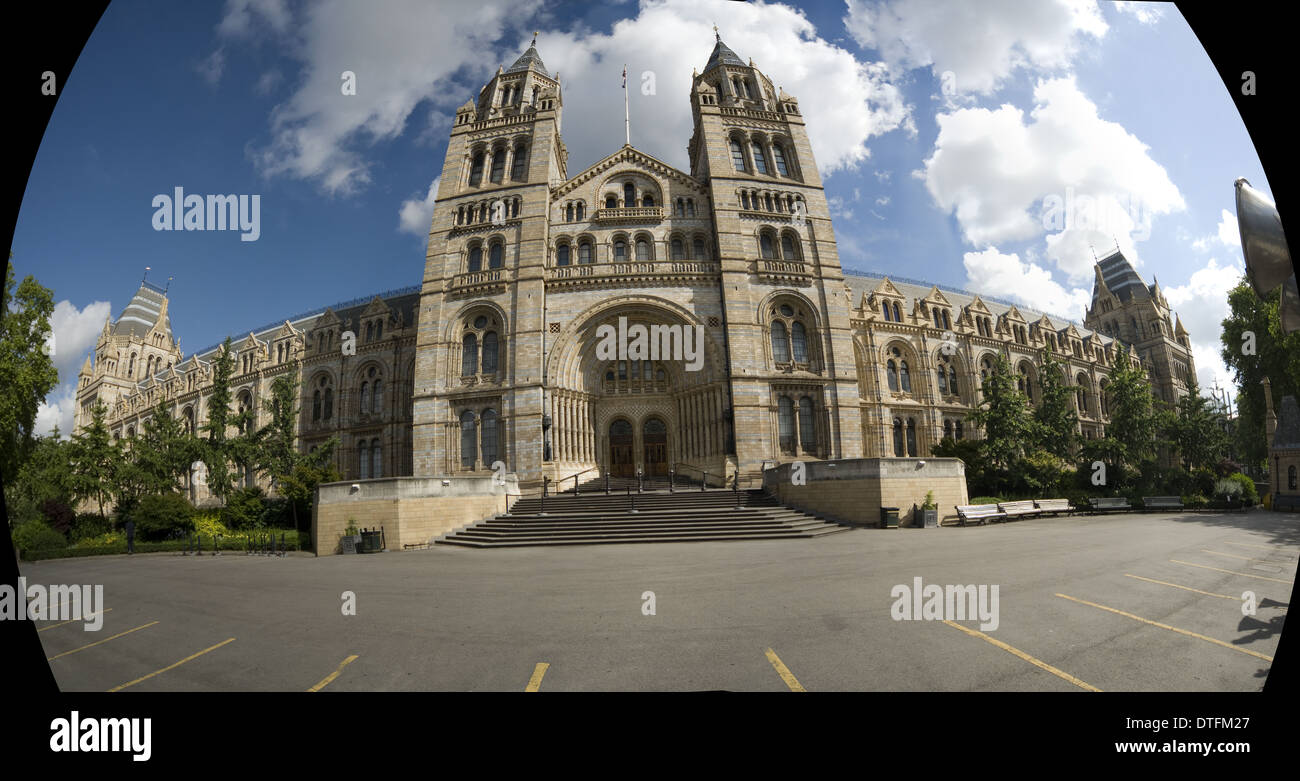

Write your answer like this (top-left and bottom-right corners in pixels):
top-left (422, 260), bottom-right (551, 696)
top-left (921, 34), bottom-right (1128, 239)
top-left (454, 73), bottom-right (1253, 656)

top-left (643, 418), bottom-right (668, 477)
top-left (609, 419), bottom-right (635, 478)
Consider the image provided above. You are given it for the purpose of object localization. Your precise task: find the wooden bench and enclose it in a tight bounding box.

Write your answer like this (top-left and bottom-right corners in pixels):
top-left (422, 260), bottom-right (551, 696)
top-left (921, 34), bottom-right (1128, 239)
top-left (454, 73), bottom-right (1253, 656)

top-left (1143, 496), bottom-right (1184, 512)
top-left (1035, 498), bottom-right (1073, 517)
top-left (1089, 497), bottom-right (1132, 514)
top-left (998, 500), bottom-right (1040, 520)
top-left (955, 504), bottom-right (1005, 526)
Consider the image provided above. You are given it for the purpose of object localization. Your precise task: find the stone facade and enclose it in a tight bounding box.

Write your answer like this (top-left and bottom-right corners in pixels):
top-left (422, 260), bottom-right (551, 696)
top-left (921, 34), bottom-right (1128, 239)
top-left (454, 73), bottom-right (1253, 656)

top-left (74, 37), bottom-right (1197, 500)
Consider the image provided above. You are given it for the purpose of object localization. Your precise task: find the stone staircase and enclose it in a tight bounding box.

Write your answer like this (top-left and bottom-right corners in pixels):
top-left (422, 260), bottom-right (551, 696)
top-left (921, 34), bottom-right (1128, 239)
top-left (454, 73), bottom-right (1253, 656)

top-left (435, 489), bottom-right (852, 548)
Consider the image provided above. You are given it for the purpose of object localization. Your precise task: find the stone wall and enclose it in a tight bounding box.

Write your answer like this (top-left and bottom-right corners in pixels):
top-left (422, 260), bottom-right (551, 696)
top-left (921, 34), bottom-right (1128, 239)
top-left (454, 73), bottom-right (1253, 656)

top-left (313, 475), bottom-right (519, 555)
top-left (763, 457), bottom-right (968, 527)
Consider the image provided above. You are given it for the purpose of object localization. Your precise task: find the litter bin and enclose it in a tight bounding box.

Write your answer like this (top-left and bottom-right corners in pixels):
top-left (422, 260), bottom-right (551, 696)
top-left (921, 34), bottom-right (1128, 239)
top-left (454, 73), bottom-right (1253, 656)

top-left (880, 507), bottom-right (899, 528)
top-left (360, 530), bottom-right (383, 554)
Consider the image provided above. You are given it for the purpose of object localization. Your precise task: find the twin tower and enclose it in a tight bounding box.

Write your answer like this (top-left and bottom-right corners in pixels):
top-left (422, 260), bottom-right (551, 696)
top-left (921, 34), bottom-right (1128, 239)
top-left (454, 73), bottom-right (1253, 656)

top-left (410, 34), bottom-right (862, 489)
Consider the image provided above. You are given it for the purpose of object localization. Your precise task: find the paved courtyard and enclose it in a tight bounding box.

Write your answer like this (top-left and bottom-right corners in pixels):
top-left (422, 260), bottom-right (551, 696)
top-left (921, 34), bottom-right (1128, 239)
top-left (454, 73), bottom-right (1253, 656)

top-left (25, 510), bottom-right (1295, 692)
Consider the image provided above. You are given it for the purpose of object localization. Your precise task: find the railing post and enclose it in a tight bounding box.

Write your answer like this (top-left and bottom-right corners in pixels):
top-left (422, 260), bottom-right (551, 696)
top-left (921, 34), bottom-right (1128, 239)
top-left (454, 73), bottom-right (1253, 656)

top-left (669, 469), bottom-right (675, 493)
top-left (574, 473), bottom-right (580, 496)
top-left (637, 468), bottom-right (644, 493)
top-left (734, 473), bottom-right (741, 508)
top-left (701, 472), bottom-right (707, 492)
top-left (605, 473), bottom-right (610, 495)
top-left (539, 477), bottom-right (549, 515)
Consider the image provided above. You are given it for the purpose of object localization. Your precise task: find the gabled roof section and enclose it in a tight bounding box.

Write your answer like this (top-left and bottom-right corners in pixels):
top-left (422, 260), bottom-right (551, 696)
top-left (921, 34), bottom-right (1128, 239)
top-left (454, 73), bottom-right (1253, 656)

top-left (872, 277), bottom-right (905, 299)
top-left (703, 36), bottom-right (746, 71)
top-left (922, 285), bottom-right (952, 307)
top-left (113, 281), bottom-right (172, 339)
top-left (552, 144), bottom-right (702, 197)
top-left (507, 43), bottom-right (549, 78)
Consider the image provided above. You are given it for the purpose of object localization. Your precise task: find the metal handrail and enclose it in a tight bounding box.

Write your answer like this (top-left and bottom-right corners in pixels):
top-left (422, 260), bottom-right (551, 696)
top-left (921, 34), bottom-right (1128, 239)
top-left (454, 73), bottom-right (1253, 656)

top-left (672, 462), bottom-right (716, 491)
top-left (559, 466), bottom-right (600, 495)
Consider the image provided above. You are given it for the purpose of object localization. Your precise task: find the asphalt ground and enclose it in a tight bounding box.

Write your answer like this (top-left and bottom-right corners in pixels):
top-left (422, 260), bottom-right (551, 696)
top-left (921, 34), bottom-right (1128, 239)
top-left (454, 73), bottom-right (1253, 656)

top-left (23, 509), bottom-right (1295, 692)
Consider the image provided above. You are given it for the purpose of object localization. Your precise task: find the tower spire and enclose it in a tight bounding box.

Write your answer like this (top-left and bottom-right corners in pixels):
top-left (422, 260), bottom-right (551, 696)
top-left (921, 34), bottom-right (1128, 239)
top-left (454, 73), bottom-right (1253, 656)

top-left (714, 24), bottom-right (719, 42)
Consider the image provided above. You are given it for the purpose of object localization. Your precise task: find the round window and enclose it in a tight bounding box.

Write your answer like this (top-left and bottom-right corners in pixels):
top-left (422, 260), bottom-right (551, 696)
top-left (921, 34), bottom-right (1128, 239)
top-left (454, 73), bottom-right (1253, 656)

top-left (780, 304), bottom-right (794, 317)
top-left (474, 316), bottom-right (488, 329)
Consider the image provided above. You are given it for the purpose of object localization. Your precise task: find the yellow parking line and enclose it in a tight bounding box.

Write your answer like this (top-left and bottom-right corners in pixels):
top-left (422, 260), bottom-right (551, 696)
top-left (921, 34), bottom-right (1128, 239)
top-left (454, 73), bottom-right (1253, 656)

top-left (1202, 549), bottom-right (1265, 562)
top-left (108, 638), bottom-right (236, 692)
top-left (1056, 594), bottom-right (1272, 662)
top-left (764, 648), bottom-right (807, 692)
top-left (941, 620), bottom-right (1102, 691)
top-left (1170, 559), bottom-right (1293, 584)
top-left (1124, 574), bottom-right (1238, 600)
top-left (307, 655), bottom-right (359, 692)
top-left (46, 621), bottom-right (158, 661)
top-left (525, 662), bottom-right (549, 692)
top-left (1225, 541), bottom-right (1290, 553)
top-left (39, 608), bottom-right (113, 632)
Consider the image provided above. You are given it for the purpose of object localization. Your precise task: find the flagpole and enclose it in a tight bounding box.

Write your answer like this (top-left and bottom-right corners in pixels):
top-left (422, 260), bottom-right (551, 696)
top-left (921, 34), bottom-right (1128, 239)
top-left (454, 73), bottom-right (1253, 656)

top-left (623, 64), bottom-right (630, 146)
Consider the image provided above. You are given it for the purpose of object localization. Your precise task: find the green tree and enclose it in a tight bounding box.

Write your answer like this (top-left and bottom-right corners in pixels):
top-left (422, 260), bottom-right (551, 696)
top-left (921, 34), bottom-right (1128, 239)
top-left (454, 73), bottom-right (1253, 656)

top-left (6, 428), bottom-right (74, 526)
top-left (1105, 345), bottom-right (1161, 486)
top-left (200, 338), bottom-right (237, 501)
top-left (279, 446), bottom-right (340, 536)
top-left (968, 353), bottom-right (1032, 486)
top-left (130, 401), bottom-right (199, 495)
top-left (1031, 349), bottom-right (1078, 461)
top-left (0, 263), bottom-right (59, 485)
top-left (1220, 277), bottom-right (1300, 467)
top-left (69, 401), bottom-right (121, 519)
top-left (254, 362), bottom-right (301, 487)
top-left (1167, 379), bottom-right (1230, 471)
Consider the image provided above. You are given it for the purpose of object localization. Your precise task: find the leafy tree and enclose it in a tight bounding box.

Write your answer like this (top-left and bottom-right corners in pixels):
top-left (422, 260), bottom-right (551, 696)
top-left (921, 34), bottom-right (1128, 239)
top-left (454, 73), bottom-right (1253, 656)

top-left (135, 401), bottom-right (199, 494)
top-left (1105, 345), bottom-right (1161, 486)
top-left (69, 401), bottom-right (120, 519)
top-left (279, 445), bottom-right (340, 534)
top-left (968, 353), bottom-right (1032, 475)
top-left (1220, 277), bottom-right (1300, 466)
top-left (1031, 349), bottom-right (1078, 461)
top-left (0, 263), bottom-right (59, 485)
top-left (254, 363), bottom-right (301, 487)
top-left (200, 338), bottom-right (237, 501)
top-left (1167, 378), bottom-right (1230, 471)
top-left (130, 492), bottom-right (195, 541)
top-left (6, 428), bottom-right (74, 526)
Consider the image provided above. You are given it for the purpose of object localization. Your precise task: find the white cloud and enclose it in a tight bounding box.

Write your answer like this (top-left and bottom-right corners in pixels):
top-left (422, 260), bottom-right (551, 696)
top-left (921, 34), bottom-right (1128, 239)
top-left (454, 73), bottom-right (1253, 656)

top-left (196, 48), bottom-right (226, 86)
top-left (398, 176), bottom-right (440, 236)
top-left (217, 0), bottom-right (293, 39)
top-left (228, 0), bottom-right (909, 194)
top-left (35, 385), bottom-right (77, 440)
top-left (1162, 256), bottom-right (1245, 392)
top-left (1113, 1), bottom-right (1166, 25)
top-left (922, 76), bottom-right (1184, 282)
top-left (35, 299), bottom-right (112, 439)
top-left (843, 0), bottom-right (1107, 95)
top-left (1191, 209), bottom-right (1241, 253)
top-left (962, 247), bottom-right (1091, 320)
top-left (828, 196), bottom-right (854, 220)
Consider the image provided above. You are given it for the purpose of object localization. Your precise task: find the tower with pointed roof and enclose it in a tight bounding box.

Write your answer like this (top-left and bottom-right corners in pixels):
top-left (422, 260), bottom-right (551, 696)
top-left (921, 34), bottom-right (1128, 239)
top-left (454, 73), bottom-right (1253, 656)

top-left (1083, 249), bottom-right (1196, 406)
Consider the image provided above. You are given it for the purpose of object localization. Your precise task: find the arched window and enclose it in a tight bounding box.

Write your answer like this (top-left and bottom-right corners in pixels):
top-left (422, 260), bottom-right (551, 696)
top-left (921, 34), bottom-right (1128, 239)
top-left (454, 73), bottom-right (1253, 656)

top-left (578, 241), bottom-right (592, 264)
top-left (893, 302), bottom-right (902, 322)
top-left (481, 409), bottom-right (498, 467)
top-left (323, 386), bottom-right (333, 420)
top-left (365, 323), bottom-right (374, 344)
top-left (882, 302), bottom-right (892, 322)
top-left (566, 204), bottom-right (574, 222)
top-left (741, 192), bottom-right (751, 210)
top-left (511, 198), bottom-right (519, 218)
top-left (760, 233), bottom-right (775, 259)
top-left (887, 354), bottom-right (899, 392)
top-left (791, 321), bottom-right (808, 363)
top-left (906, 418), bottom-right (917, 457)
top-left (460, 410), bottom-right (477, 469)
top-left (752, 143), bottom-right (768, 174)
top-left (489, 149), bottom-right (505, 183)
top-left (575, 202), bottom-right (584, 220)
top-left (778, 396), bottom-right (795, 454)
top-left (686, 199), bottom-right (695, 217)
top-left (360, 382), bottom-right (369, 415)
top-left (482, 332), bottom-right (499, 373)
top-left (642, 194), bottom-right (654, 207)
top-left (893, 419), bottom-right (905, 456)
top-left (693, 237), bottom-right (706, 259)
top-left (606, 194), bottom-right (617, 209)
top-left (489, 242), bottom-right (503, 269)
top-left (773, 144), bottom-right (789, 176)
top-left (798, 397), bottom-right (816, 453)
top-left (671, 238), bottom-right (685, 260)
top-left (943, 311), bottom-right (951, 330)
top-left (614, 240), bottom-right (627, 262)
top-left (780, 234), bottom-right (797, 261)
top-left (725, 137), bottom-right (745, 170)
top-left (373, 375), bottom-right (383, 413)
top-left (635, 238), bottom-right (650, 261)
top-left (771, 320), bottom-right (790, 363)
top-left (900, 357), bottom-right (911, 392)
top-left (359, 440), bottom-right (369, 479)
top-left (462, 334), bottom-right (478, 376)
top-left (623, 182), bottom-right (635, 207)
top-left (372, 438), bottom-right (382, 479)
top-left (933, 310), bottom-right (943, 330)
top-left (937, 359), bottom-right (948, 395)
top-left (468, 246), bottom-right (482, 272)
top-left (557, 244), bottom-right (570, 266)
top-left (469, 152), bottom-right (484, 186)
top-left (944, 420), bottom-right (953, 440)
top-left (457, 206), bottom-right (465, 225)
top-left (128, 353), bottom-right (136, 378)
top-left (511, 144), bottom-right (527, 180)
top-left (313, 389), bottom-right (321, 422)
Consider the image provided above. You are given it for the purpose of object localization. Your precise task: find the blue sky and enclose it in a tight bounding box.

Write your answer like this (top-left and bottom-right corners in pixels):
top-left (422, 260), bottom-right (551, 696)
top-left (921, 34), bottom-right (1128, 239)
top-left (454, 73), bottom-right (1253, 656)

top-left (16, 0), bottom-right (1266, 436)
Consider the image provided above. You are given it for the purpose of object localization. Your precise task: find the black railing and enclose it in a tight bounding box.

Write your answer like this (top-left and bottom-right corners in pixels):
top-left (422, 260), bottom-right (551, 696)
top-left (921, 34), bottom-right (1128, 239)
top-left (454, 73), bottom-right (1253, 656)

top-left (558, 466), bottom-right (600, 495)
top-left (672, 463), bottom-right (721, 491)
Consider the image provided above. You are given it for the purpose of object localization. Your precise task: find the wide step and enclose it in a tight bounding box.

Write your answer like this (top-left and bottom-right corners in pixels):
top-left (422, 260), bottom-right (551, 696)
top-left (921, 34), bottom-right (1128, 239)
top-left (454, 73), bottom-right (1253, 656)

top-left (436, 490), bottom-right (851, 548)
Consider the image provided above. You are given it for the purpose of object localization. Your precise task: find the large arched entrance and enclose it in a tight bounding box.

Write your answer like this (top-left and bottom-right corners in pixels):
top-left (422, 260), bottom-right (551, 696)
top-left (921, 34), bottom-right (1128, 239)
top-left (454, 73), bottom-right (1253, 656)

top-left (609, 419), bottom-right (635, 478)
top-left (643, 418), bottom-right (668, 476)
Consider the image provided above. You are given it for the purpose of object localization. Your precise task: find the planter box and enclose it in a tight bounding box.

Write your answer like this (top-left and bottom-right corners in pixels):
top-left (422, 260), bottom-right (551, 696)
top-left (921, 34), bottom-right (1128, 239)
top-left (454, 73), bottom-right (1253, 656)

top-left (920, 509), bottom-right (938, 528)
top-left (340, 534), bottom-right (361, 554)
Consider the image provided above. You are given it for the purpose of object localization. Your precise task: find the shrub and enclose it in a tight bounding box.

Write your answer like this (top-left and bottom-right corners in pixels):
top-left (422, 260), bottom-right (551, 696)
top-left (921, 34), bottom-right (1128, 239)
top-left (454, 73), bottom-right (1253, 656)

top-left (12, 519), bottom-right (67, 557)
top-left (220, 487), bottom-right (268, 530)
top-left (1062, 489), bottom-right (1092, 510)
top-left (1190, 468), bottom-right (1217, 498)
top-left (130, 492), bottom-right (196, 541)
top-left (1227, 472), bottom-right (1259, 505)
top-left (969, 496), bottom-right (1002, 505)
top-left (1183, 494), bottom-right (1209, 509)
top-left (1213, 478), bottom-right (1243, 500)
top-left (72, 531), bottom-right (123, 548)
top-left (41, 499), bottom-right (76, 536)
top-left (71, 512), bottom-right (112, 543)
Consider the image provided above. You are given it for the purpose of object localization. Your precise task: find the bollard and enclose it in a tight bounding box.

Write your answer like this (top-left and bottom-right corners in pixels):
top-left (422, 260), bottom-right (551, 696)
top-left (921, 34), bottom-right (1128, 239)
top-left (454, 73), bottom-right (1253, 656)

top-left (380, 526), bottom-right (386, 552)
top-left (280, 532), bottom-right (286, 557)
top-left (196, 533), bottom-right (202, 555)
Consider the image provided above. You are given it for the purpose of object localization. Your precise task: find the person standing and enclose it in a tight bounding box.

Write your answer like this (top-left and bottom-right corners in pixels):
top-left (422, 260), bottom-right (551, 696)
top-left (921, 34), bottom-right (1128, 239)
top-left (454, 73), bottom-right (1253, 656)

top-left (125, 519), bottom-right (135, 555)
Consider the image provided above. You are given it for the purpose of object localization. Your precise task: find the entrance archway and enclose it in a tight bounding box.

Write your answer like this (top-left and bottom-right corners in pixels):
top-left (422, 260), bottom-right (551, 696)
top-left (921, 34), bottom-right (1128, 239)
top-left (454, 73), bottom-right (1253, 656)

top-left (609, 419), bottom-right (634, 478)
top-left (643, 418), bottom-right (668, 476)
